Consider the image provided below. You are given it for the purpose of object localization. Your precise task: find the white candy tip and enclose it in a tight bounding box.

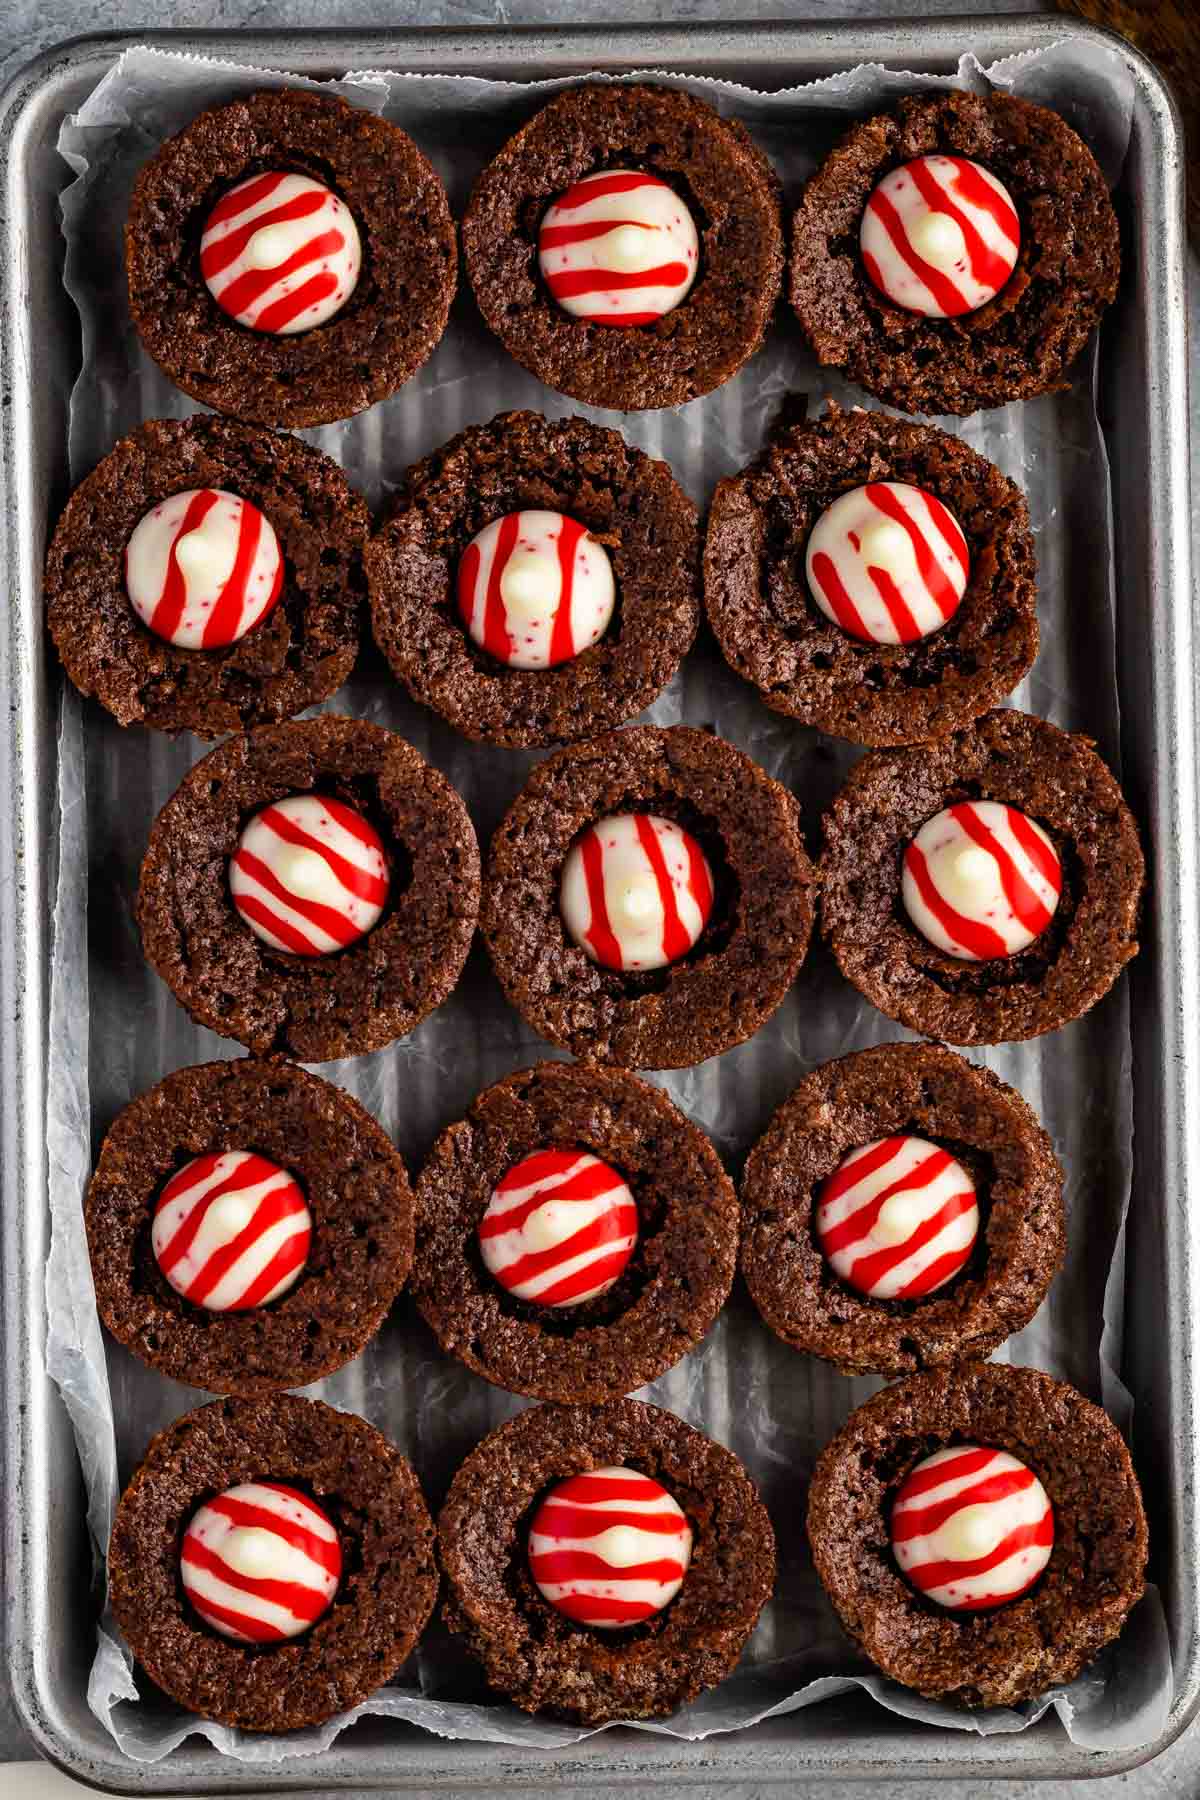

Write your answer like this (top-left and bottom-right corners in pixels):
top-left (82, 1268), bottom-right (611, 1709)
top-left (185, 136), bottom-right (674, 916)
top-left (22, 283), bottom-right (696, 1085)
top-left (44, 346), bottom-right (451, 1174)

top-left (605, 223), bottom-right (651, 271)
top-left (174, 528), bottom-right (223, 576)
top-left (245, 222), bottom-right (297, 271)
top-left (207, 1191), bottom-right (256, 1237)
top-left (224, 1526), bottom-right (283, 1578)
top-left (937, 1503), bottom-right (1003, 1562)
top-left (524, 1200), bottom-right (568, 1253)
top-left (612, 877), bottom-right (658, 924)
top-left (873, 1192), bottom-right (924, 1247)
top-left (500, 549), bottom-right (559, 620)
top-left (909, 210), bottom-right (965, 264)
top-left (953, 846), bottom-right (994, 885)
top-left (276, 846), bottom-right (330, 898)
top-left (858, 519), bottom-right (911, 571)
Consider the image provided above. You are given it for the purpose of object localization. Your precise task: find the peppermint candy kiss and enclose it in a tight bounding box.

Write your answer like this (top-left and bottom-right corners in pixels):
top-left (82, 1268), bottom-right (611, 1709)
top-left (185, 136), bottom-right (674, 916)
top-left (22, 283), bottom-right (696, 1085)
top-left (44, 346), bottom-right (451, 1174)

top-left (457, 510), bottom-right (615, 669)
top-left (528, 1466), bottom-right (693, 1628)
top-left (181, 1481), bottom-right (342, 1642)
top-left (538, 170), bottom-right (699, 326)
top-left (815, 1135), bottom-right (979, 1301)
top-left (125, 489), bottom-right (283, 650)
top-left (230, 794), bottom-right (388, 957)
top-left (479, 1149), bottom-right (638, 1308)
top-left (805, 482), bottom-right (969, 646)
top-left (891, 1445), bottom-right (1054, 1611)
top-left (902, 800), bottom-right (1062, 961)
top-left (201, 171), bottom-right (362, 335)
top-left (152, 1150), bottom-right (312, 1312)
top-left (561, 813), bottom-right (714, 973)
top-left (860, 155), bottom-right (1020, 319)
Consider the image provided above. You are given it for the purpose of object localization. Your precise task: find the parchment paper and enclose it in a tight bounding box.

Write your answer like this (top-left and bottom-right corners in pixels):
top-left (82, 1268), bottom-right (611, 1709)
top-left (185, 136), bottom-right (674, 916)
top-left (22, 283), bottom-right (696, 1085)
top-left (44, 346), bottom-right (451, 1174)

top-left (45, 38), bottom-right (1172, 1765)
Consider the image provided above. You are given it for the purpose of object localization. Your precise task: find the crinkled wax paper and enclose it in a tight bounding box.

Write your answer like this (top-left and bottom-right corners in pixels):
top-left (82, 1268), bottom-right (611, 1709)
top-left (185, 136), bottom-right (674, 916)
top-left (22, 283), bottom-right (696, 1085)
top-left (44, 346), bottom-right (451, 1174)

top-left (44, 37), bottom-right (1171, 1766)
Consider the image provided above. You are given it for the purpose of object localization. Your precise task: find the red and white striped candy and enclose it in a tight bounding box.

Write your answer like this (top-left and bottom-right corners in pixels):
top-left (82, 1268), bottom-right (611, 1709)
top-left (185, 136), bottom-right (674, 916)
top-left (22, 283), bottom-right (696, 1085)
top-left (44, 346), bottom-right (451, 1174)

top-left (538, 170), bottom-right (699, 326)
top-left (152, 1150), bottom-right (312, 1312)
top-left (815, 1135), bottom-right (979, 1301)
top-left (528, 1466), bottom-right (693, 1628)
top-left (902, 800), bottom-right (1062, 962)
top-left (200, 171), bottom-right (362, 335)
top-left (560, 813), bottom-right (714, 973)
top-left (805, 481), bottom-right (969, 646)
top-left (457, 510), bottom-right (615, 670)
top-left (478, 1149), bottom-right (638, 1308)
top-left (181, 1481), bottom-right (342, 1642)
top-left (891, 1445), bottom-right (1054, 1611)
top-left (860, 155), bottom-right (1020, 319)
top-left (230, 794), bottom-right (388, 958)
top-left (125, 489), bottom-right (283, 650)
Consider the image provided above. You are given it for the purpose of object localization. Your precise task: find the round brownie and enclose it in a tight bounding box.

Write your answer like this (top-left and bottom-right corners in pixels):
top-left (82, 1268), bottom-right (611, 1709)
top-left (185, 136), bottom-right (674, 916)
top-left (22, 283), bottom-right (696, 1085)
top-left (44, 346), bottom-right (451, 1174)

top-left (789, 92), bottom-right (1120, 417)
top-left (462, 84), bottom-right (784, 411)
top-left (86, 1057), bottom-right (414, 1395)
top-left (136, 716), bottom-right (480, 1060)
top-left (412, 1060), bottom-right (738, 1401)
top-left (807, 1363), bottom-right (1148, 1706)
top-left (126, 88), bottom-right (456, 429)
top-left (704, 402), bottom-right (1038, 746)
top-left (482, 725), bottom-right (816, 1068)
top-left (438, 1398), bottom-right (775, 1723)
top-left (44, 416), bottom-right (368, 739)
top-left (819, 709), bottom-right (1144, 1044)
top-left (109, 1393), bottom-right (438, 1731)
top-left (740, 1043), bottom-right (1064, 1377)
top-left (365, 411), bottom-right (699, 748)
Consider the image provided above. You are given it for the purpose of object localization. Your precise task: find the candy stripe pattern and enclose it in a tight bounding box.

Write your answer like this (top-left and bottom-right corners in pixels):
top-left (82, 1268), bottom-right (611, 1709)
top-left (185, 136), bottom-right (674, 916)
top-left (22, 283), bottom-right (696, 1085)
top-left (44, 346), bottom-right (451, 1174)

top-left (230, 794), bottom-right (389, 958)
top-left (816, 1135), bottom-right (979, 1300)
top-left (125, 488), bottom-right (283, 650)
top-left (528, 1466), bottom-right (693, 1627)
top-left (181, 1481), bottom-right (342, 1642)
top-left (560, 812), bottom-right (714, 973)
top-left (891, 1445), bottom-right (1054, 1611)
top-left (479, 1149), bottom-right (638, 1307)
top-left (805, 481), bottom-right (969, 646)
top-left (902, 800), bottom-right (1062, 962)
top-left (538, 170), bottom-right (700, 326)
top-left (860, 156), bottom-right (1020, 318)
top-left (457, 509), bottom-right (616, 670)
top-left (200, 171), bottom-right (362, 335)
top-left (151, 1150), bottom-right (312, 1312)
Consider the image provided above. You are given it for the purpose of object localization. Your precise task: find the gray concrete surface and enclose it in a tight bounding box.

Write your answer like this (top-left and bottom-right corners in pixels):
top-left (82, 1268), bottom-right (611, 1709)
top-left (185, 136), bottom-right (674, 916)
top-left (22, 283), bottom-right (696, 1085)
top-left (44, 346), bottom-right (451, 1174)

top-left (1, 0), bottom-right (1196, 1793)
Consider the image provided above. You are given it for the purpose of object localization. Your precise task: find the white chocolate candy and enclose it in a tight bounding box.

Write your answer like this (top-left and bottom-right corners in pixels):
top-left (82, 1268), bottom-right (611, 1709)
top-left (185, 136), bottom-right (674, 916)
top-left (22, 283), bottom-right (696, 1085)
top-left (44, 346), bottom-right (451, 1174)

top-left (478, 1148), bottom-right (638, 1307)
top-left (201, 171), bottom-right (361, 335)
top-left (538, 169), bottom-right (699, 325)
top-left (181, 1481), bottom-right (342, 1642)
top-left (230, 794), bottom-right (388, 958)
top-left (902, 800), bottom-right (1062, 961)
top-left (457, 510), bottom-right (615, 669)
top-left (125, 488), bottom-right (283, 649)
top-left (560, 812), bottom-right (714, 972)
top-left (528, 1466), bottom-right (693, 1627)
top-left (891, 1445), bottom-right (1054, 1611)
top-left (860, 155), bottom-right (1020, 319)
top-left (152, 1149), bottom-right (312, 1312)
top-left (805, 481), bottom-right (969, 645)
top-left (815, 1134), bottom-right (979, 1300)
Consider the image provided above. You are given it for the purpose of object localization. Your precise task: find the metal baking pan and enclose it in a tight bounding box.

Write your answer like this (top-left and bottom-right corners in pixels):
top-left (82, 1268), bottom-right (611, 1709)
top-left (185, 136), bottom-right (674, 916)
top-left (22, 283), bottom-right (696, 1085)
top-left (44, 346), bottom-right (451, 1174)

top-left (0, 16), bottom-right (1194, 1791)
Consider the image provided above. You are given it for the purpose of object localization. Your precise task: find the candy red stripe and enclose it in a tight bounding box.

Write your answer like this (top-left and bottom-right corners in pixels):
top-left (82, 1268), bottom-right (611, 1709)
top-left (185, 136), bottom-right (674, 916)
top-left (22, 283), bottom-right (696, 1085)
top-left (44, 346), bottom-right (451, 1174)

top-left (534, 1502), bottom-right (690, 1540)
top-left (545, 1592), bottom-right (661, 1624)
top-left (200, 187), bottom-right (328, 280)
top-left (181, 1538), bottom-right (331, 1622)
top-left (531, 1245), bottom-right (640, 1306)
top-left (481, 1163), bottom-right (629, 1237)
top-left (865, 186), bottom-right (968, 316)
top-left (551, 1472), bottom-right (672, 1504)
top-left (907, 157), bottom-right (1012, 295)
top-left (820, 1147), bottom-right (953, 1254)
top-left (902, 1514), bottom-right (1055, 1597)
top-left (201, 496), bottom-right (263, 648)
top-left (821, 1136), bottom-right (908, 1205)
top-left (232, 892), bottom-right (326, 956)
top-left (551, 172), bottom-right (662, 210)
top-left (634, 814), bottom-right (689, 962)
top-left (843, 1188), bottom-right (977, 1293)
top-left (903, 842), bottom-right (1009, 960)
top-left (809, 549), bottom-right (873, 639)
top-left (1008, 808), bottom-right (1062, 891)
top-left (156, 1154), bottom-right (285, 1273)
top-left (530, 1549), bottom-right (687, 1584)
top-left (496, 1208), bottom-right (639, 1301)
top-left (685, 828), bottom-right (713, 918)
top-left (211, 227), bottom-right (343, 318)
top-left (866, 483), bottom-right (960, 622)
top-left (186, 1185), bottom-right (305, 1307)
top-left (581, 310), bottom-right (663, 327)
top-left (894, 1445), bottom-right (997, 1502)
top-left (550, 516), bottom-right (586, 664)
top-left (894, 1467), bottom-right (1037, 1541)
top-left (203, 1493), bottom-right (342, 1573)
top-left (252, 268), bottom-right (342, 335)
top-left (950, 803), bottom-right (1053, 939)
top-left (865, 565), bottom-right (923, 642)
top-left (149, 489), bottom-right (220, 641)
top-left (546, 262), bottom-right (689, 299)
top-left (232, 849), bottom-right (361, 948)
top-left (189, 1594), bottom-right (295, 1643)
top-left (203, 172), bottom-right (311, 234)
top-left (899, 1244), bottom-right (976, 1299)
top-left (483, 511), bottom-right (521, 662)
top-left (922, 490), bottom-right (970, 578)
top-left (233, 1231), bottom-right (310, 1310)
top-left (257, 804), bottom-right (386, 905)
top-left (580, 829), bottom-right (623, 969)
top-left (539, 217), bottom-right (653, 250)
top-left (947, 156), bottom-right (1020, 242)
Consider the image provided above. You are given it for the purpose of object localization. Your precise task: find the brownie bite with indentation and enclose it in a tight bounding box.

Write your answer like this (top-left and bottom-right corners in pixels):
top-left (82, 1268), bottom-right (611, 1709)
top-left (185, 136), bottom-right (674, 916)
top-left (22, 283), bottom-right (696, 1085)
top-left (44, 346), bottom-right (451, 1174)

top-left (366, 411), bottom-right (698, 748)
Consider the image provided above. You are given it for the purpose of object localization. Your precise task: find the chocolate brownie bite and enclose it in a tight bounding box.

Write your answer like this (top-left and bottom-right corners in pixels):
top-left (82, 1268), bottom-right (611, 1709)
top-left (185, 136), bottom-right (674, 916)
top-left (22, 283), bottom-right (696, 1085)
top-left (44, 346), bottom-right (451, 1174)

top-left (45, 416), bottom-right (368, 739)
top-left (136, 716), bottom-right (480, 1060)
top-left (740, 1043), bottom-right (1064, 1378)
top-left (86, 1057), bottom-right (414, 1395)
top-left (482, 725), bottom-right (815, 1068)
top-left (704, 403), bottom-right (1038, 747)
top-left (463, 84), bottom-right (784, 411)
top-left (366, 411), bottom-right (699, 748)
top-left (412, 1060), bottom-right (738, 1402)
top-left (109, 1393), bottom-right (438, 1731)
top-left (808, 1363), bottom-right (1148, 1707)
top-left (439, 1398), bottom-right (775, 1723)
top-left (790, 92), bottom-right (1120, 416)
top-left (819, 709), bottom-right (1143, 1044)
top-left (126, 88), bottom-right (456, 429)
